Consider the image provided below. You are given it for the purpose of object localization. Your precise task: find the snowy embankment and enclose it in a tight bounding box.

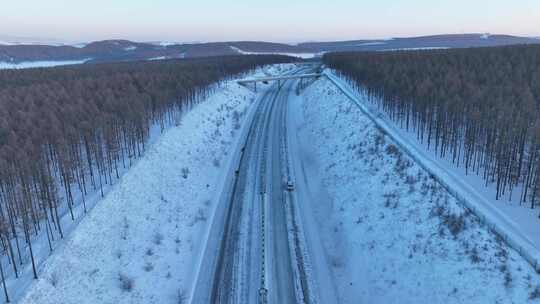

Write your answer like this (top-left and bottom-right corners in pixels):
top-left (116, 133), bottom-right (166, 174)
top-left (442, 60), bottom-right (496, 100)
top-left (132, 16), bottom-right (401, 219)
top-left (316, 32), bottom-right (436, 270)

top-left (324, 71), bottom-right (540, 271)
top-left (18, 64), bottom-right (296, 304)
top-left (294, 77), bottom-right (540, 303)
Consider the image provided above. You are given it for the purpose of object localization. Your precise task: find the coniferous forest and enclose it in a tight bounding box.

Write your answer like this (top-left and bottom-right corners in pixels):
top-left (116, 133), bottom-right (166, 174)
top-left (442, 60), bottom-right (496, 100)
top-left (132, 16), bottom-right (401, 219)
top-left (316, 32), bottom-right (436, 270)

top-left (0, 55), bottom-right (292, 285)
top-left (324, 45), bottom-right (540, 215)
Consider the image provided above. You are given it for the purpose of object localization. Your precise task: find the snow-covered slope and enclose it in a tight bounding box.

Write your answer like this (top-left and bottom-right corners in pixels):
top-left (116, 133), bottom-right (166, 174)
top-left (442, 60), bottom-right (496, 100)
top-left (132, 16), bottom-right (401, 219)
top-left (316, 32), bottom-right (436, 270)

top-left (229, 46), bottom-right (319, 59)
top-left (17, 64), bottom-right (297, 304)
top-left (0, 59), bottom-right (91, 69)
top-left (324, 71), bottom-right (540, 269)
top-left (293, 78), bottom-right (540, 303)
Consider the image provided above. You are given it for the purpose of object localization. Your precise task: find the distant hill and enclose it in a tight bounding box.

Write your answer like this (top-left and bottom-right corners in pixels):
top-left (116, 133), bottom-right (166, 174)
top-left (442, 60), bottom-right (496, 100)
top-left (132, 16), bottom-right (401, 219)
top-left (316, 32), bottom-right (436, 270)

top-left (1, 34), bottom-right (539, 65)
top-left (299, 34), bottom-right (540, 52)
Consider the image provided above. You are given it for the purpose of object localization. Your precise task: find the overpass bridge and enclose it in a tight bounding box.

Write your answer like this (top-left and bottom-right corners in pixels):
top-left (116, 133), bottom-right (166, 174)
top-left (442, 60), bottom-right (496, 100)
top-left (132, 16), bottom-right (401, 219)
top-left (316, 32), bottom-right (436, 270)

top-left (237, 73), bottom-right (322, 91)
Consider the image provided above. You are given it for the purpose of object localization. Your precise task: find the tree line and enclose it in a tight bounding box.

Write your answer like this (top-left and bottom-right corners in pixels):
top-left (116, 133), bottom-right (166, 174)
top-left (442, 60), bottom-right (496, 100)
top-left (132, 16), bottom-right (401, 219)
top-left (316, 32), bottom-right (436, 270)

top-left (0, 55), bottom-right (293, 302)
top-left (324, 45), bottom-right (540, 217)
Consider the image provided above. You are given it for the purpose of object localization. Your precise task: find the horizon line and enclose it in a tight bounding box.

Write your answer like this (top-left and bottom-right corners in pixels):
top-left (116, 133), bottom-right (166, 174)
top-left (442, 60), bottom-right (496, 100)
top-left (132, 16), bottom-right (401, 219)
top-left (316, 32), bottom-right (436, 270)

top-left (1, 32), bottom-right (540, 46)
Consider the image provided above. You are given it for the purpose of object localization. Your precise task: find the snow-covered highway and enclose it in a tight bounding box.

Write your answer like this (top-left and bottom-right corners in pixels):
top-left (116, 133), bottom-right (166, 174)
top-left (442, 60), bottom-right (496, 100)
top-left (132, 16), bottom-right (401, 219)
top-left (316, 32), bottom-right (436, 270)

top-left (192, 67), bottom-right (330, 303)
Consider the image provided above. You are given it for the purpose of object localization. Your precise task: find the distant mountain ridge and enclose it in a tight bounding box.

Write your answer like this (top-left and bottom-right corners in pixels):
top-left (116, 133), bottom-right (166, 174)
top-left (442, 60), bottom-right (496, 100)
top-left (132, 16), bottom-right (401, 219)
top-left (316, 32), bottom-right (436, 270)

top-left (298, 34), bottom-right (540, 52)
top-left (1, 33), bottom-right (539, 64)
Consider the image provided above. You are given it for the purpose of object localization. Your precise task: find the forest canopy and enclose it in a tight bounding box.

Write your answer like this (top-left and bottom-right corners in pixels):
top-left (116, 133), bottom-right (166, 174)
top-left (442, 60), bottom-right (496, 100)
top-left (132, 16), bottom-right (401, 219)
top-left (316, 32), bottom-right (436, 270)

top-left (324, 45), bottom-right (540, 213)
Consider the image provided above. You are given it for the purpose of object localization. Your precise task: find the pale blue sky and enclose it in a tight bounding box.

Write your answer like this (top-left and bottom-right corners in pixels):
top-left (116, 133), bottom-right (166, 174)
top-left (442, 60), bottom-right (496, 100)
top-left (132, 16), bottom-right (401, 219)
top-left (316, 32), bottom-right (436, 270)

top-left (2, 0), bottom-right (540, 43)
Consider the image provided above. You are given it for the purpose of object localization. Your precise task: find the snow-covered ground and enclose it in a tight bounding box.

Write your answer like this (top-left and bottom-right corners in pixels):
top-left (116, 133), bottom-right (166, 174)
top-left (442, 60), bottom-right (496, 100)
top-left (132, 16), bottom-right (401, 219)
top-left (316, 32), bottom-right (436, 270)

top-left (324, 70), bottom-right (540, 267)
top-left (356, 41), bottom-right (387, 46)
top-left (292, 77), bottom-right (540, 303)
top-left (156, 41), bottom-right (178, 46)
top-left (71, 43), bottom-right (88, 48)
top-left (0, 59), bottom-right (91, 69)
top-left (148, 56), bottom-right (168, 61)
top-left (229, 46), bottom-right (320, 59)
top-left (16, 64), bottom-right (297, 304)
top-left (380, 46), bottom-right (450, 51)
top-left (148, 53), bottom-right (186, 61)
